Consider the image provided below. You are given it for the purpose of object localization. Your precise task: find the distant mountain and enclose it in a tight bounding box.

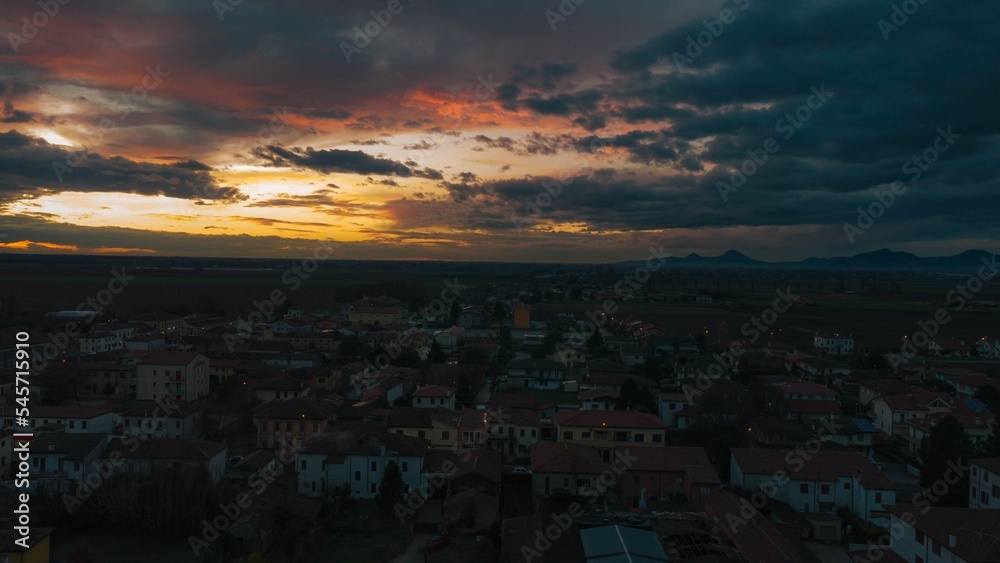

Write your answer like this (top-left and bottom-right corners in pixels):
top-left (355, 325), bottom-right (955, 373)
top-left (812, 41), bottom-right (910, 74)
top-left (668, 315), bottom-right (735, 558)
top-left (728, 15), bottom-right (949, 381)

top-left (618, 248), bottom-right (995, 273)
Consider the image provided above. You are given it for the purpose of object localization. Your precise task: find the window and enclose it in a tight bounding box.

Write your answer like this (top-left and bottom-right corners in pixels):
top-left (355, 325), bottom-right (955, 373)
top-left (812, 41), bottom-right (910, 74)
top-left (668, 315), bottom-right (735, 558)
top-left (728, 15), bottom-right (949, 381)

top-left (418, 431), bottom-right (426, 439)
top-left (581, 432), bottom-right (591, 440)
top-left (520, 429), bottom-right (525, 438)
top-left (371, 483), bottom-right (377, 493)
top-left (994, 485), bottom-right (1000, 497)
top-left (82, 421), bottom-right (88, 429)
top-left (800, 484), bottom-right (809, 493)
top-left (531, 429), bottom-right (537, 437)
top-left (875, 492), bottom-right (882, 503)
top-left (300, 460), bottom-right (307, 471)
top-left (916, 530), bottom-right (925, 544)
top-left (635, 434), bottom-right (644, 442)
top-left (371, 461), bottom-right (377, 472)
top-left (821, 484), bottom-right (830, 495)
top-left (652, 434), bottom-right (662, 443)
top-left (402, 462), bottom-right (408, 472)
top-left (442, 431), bottom-right (450, 440)
top-left (633, 476), bottom-right (640, 485)
top-left (931, 539), bottom-right (941, 556)
top-left (564, 431), bottom-right (574, 440)
top-left (844, 482), bottom-right (851, 489)
top-left (355, 471), bottom-right (361, 481)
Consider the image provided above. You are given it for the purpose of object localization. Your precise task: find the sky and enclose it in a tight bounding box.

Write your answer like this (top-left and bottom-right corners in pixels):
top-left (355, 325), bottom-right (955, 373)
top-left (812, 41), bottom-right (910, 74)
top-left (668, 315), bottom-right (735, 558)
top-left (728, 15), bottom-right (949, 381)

top-left (0, 0), bottom-right (997, 262)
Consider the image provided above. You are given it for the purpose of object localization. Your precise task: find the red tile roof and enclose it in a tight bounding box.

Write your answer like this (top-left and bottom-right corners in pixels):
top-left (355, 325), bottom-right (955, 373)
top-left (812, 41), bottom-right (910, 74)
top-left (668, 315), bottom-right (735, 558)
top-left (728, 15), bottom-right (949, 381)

top-left (731, 448), bottom-right (895, 490)
top-left (556, 410), bottom-right (664, 429)
top-left (139, 351), bottom-right (203, 365)
top-left (614, 446), bottom-right (711, 473)
top-left (885, 505), bottom-right (1000, 562)
top-left (412, 384), bottom-right (456, 398)
top-left (781, 398), bottom-right (842, 414)
top-left (530, 442), bottom-right (605, 474)
top-left (776, 381), bottom-right (837, 396)
top-left (972, 457), bottom-right (1000, 475)
top-left (705, 491), bottom-right (811, 563)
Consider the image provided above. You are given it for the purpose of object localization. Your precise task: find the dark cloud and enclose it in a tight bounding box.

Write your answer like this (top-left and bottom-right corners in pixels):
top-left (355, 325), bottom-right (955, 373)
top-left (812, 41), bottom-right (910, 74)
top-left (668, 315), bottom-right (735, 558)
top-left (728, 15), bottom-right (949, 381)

top-left (250, 144), bottom-right (443, 179)
top-left (0, 131), bottom-right (243, 206)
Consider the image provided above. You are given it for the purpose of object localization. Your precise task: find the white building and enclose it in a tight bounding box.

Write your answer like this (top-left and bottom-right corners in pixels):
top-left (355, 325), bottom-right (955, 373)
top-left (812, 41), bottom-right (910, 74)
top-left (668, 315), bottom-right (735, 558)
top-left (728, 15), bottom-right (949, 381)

top-left (296, 431), bottom-right (427, 500)
top-left (970, 458), bottom-right (1000, 509)
top-left (137, 351), bottom-right (209, 402)
top-left (886, 505), bottom-right (1000, 563)
top-left (813, 332), bottom-right (853, 355)
top-left (730, 448), bottom-right (896, 529)
top-left (0, 405), bottom-right (116, 434)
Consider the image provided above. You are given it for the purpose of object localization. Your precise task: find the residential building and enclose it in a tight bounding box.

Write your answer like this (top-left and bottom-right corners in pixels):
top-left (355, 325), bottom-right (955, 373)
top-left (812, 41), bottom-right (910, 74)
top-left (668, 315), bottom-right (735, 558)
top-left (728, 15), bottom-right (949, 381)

top-left (412, 385), bottom-right (457, 409)
top-left (970, 458), bottom-right (1000, 509)
top-left (872, 390), bottom-right (954, 438)
top-left (102, 437), bottom-right (228, 484)
top-left (657, 392), bottom-right (692, 428)
top-left (388, 406), bottom-right (460, 449)
top-left (615, 446), bottom-right (720, 509)
top-left (120, 400), bottom-right (204, 439)
top-left (137, 351), bottom-right (209, 402)
top-left (705, 492), bottom-right (812, 563)
top-left (131, 310), bottom-right (185, 333)
top-left (579, 388), bottom-right (618, 411)
top-left (555, 410), bottom-right (666, 463)
top-left (885, 505), bottom-right (1000, 563)
top-left (530, 442), bottom-right (606, 497)
top-left (296, 430), bottom-right (427, 500)
top-left (28, 433), bottom-right (110, 492)
top-left (506, 358), bottom-right (567, 390)
top-left (814, 332), bottom-right (854, 355)
top-left (253, 398), bottom-right (339, 449)
top-left (730, 448), bottom-right (897, 527)
top-left (0, 405), bottom-right (115, 434)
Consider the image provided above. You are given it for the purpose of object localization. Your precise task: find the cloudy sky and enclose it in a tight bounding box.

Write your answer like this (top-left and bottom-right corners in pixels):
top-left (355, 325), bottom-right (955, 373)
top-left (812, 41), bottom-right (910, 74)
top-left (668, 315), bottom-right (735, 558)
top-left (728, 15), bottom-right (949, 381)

top-left (0, 0), bottom-right (997, 261)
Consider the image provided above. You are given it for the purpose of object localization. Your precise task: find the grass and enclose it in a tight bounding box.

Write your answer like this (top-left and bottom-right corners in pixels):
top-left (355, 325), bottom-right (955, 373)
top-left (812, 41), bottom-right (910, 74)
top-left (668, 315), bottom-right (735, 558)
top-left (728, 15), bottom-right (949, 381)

top-left (323, 532), bottom-right (412, 561)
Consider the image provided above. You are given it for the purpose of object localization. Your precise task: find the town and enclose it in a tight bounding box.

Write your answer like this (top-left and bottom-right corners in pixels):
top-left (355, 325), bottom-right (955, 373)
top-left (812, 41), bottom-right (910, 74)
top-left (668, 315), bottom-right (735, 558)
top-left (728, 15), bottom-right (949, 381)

top-left (0, 253), bottom-right (998, 562)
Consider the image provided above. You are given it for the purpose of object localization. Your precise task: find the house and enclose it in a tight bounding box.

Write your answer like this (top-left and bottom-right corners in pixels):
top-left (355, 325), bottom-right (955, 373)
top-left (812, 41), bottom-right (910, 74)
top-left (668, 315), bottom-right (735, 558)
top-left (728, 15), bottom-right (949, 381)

top-left (872, 389), bottom-right (955, 438)
top-left (905, 412), bottom-right (995, 455)
top-left (529, 442), bottom-right (606, 497)
top-left (412, 385), bottom-right (457, 409)
top-left (555, 410), bottom-right (666, 463)
top-left (615, 446), bottom-right (720, 509)
top-left (348, 304), bottom-right (404, 326)
top-left (253, 398), bottom-right (339, 449)
top-left (0, 405), bottom-right (116, 434)
top-left (975, 338), bottom-right (1000, 359)
top-left (137, 351), bottom-right (209, 402)
top-left (793, 356), bottom-right (851, 378)
top-left (858, 379), bottom-right (910, 410)
top-left (705, 492), bottom-right (812, 563)
top-left (657, 392), bottom-right (691, 428)
top-left (254, 378), bottom-right (312, 402)
top-left (423, 448), bottom-right (503, 498)
top-left (774, 381), bottom-right (839, 401)
top-left (28, 433), bottom-right (111, 492)
top-left (730, 448), bottom-right (897, 528)
top-left (296, 430), bottom-right (427, 500)
top-left (579, 388), bottom-right (619, 411)
top-left (550, 344), bottom-right (585, 368)
top-left (388, 406), bottom-right (461, 449)
top-left (434, 327), bottom-right (465, 351)
top-left (485, 410), bottom-right (540, 460)
top-left (442, 489), bottom-right (500, 536)
top-left (781, 398), bottom-right (842, 422)
top-left (124, 331), bottom-right (166, 351)
top-left (970, 458), bottom-right (1000, 509)
top-left (505, 358), bottom-right (567, 390)
top-left (814, 332), bottom-right (854, 355)
top-left (78, 331), bottom-right (121, 354)
top-left (102, 437), bottom-right (228, 484)
top-left (885, 505), bottom-right (1000, 563)
top-left (619, 345), bottom-right (651, 366)
top-left (817, 416), bottom-right (878, 457)
top-left (131, 310), bottom-right (186, 333)
top-left (120, 400), bottom-right (203, 439)
top-left (928, 338), bottom-right (972, 357)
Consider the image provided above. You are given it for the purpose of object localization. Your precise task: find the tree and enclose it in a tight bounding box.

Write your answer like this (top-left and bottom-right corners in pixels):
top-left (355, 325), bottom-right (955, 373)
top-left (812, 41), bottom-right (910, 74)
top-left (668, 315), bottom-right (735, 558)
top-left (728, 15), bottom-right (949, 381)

top-left (429, 340), bottom-right (447, 363)
top-left (448, 301), bottom-right (461, 325)
top-left (378, 460), bottom-right (404, 512)
top-left (973, 384), bottom-right (1000, 414)
top-left (919, 415), bottom-right (972, 507)
top-left (615, 378), bottom-right (656, 412)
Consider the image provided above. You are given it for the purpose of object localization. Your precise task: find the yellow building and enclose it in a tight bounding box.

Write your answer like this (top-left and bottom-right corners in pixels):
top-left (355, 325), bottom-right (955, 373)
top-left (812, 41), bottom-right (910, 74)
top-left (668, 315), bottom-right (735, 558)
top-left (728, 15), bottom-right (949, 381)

top-left (0, 526), bottom-right (52, 562)
top-left (388, 406), bottom-right (460, 449)
top-left (253, 398), bottom-right (339, 449)
top-left (348, 305), bottom-right (404, 326)
top-left (555, 410), bottom-right (666, 463)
